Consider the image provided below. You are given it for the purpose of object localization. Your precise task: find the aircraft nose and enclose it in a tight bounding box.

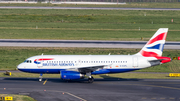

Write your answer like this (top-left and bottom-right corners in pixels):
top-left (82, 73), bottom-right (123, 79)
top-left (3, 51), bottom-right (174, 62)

top-left (17, 63), bottom-right (23, 70)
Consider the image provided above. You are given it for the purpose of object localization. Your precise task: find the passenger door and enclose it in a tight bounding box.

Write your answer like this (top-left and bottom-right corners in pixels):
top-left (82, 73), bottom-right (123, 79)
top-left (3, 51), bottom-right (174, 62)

top-left (133, 57), bottom-right (138, 67)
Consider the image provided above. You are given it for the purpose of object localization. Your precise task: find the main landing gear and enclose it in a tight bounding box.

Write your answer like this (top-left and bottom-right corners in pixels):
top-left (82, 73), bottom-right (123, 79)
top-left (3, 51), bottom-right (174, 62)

top-left (86, 72), bottom-right (94, 83)
top-left (39, 73), bottom-right (43, 82)
top-left (88, 77), bottom-right (94, 83)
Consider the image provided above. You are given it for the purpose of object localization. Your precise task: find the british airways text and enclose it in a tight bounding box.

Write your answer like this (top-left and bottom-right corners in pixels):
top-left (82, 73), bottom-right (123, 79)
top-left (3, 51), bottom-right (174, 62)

top-left (43, 63), bottom-right (74, 66)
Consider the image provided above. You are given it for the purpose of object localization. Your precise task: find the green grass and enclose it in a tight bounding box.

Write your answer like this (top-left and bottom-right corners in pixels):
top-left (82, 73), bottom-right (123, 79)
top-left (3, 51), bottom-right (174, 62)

top-left (0, 3), bottom-right (180, 8)
top-left (0, 9), bottom-right (180, 41)
top-left (0, 47), bottom-right (180, 72)
top-left (0, 94), bottom-right (36, 101)
top-left (1, 72), bottom-right (180, 79)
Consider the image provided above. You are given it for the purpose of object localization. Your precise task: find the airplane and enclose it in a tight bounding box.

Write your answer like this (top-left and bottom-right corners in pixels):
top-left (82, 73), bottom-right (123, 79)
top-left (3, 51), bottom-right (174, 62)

top-left (17, 28), bottom-right (171, 83)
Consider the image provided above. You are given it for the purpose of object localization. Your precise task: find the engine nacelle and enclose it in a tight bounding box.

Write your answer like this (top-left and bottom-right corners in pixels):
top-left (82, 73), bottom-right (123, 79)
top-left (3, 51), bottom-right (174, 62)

top-left (60, 71), bottom-right (84, 80)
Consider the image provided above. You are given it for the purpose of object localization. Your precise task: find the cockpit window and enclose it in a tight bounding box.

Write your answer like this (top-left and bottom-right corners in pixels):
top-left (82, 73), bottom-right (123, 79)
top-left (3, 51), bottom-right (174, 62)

top-left (24, 60), bottom-right (32, 63)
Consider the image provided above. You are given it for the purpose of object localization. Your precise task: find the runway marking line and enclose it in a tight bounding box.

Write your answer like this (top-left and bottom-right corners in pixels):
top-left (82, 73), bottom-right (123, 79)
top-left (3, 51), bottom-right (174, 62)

top-left (65, 92), bottom-right (87, 101)
top-left (43, 79), bottom-right (48, 85)
top-left (95, 82), bottom-right (180, 91)
top-left (48, 90), bottom-right (87, 101)
top-left (142, 98), bottom-right (178, 100)
top-left (123, 84), bottom-right (180, 91)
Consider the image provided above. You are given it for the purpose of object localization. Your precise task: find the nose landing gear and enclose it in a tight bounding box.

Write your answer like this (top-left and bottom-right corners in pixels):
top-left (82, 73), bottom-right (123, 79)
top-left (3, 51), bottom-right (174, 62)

top-left (39, 73), bottom-right (43, 82)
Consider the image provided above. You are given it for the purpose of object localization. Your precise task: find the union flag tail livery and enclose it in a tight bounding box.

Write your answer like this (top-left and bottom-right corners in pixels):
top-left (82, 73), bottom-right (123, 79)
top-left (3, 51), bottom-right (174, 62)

top-left (136, 28), bottom-right (171, 64)
top-left (17, 28), bottom-right (171, 83)
top-left (137, 28), bottom-right (168, 57)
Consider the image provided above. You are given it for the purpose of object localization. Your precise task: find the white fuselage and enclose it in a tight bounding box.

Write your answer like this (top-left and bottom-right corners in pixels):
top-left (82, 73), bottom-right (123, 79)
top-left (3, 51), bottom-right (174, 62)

top-left (17, 55), bottom-right (156, 74)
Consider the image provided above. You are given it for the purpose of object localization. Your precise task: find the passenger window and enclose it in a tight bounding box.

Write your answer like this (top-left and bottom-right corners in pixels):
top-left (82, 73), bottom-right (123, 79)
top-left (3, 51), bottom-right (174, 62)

top-left (30, 60), bottom-right (32, 63)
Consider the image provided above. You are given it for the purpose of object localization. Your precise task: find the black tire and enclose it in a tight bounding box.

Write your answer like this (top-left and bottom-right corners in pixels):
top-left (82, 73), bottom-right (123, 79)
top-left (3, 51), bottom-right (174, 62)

top-left (88, 77), bottom-right (94, 83)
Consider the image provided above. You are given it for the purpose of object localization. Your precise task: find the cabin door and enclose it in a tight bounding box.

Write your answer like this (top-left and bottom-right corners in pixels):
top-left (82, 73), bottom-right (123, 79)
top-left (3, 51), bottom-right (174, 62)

top-left (37, 60), bottom-right (43, 68)
top-left (133, 57), bottom-right (138, 67)
top-left (36, 59), bottom-right (44, 68)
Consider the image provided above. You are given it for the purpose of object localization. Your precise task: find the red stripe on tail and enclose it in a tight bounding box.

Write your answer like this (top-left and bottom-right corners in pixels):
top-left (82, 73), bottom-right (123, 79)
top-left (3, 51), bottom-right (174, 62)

top-left (147, 32), bottom-right (167, 45)
top-left (140, 50), bottom-right (159, 57)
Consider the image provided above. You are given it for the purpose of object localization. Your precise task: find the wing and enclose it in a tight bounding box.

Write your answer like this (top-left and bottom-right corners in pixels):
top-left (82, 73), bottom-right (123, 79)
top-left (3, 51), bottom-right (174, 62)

top-left (68, 64), bottom-right (110, 74)
top-left (78, 65), bottom-right (106, 73)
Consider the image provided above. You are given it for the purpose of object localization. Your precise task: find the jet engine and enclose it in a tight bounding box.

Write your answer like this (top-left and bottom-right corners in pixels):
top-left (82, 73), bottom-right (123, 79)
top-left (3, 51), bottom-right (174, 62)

top-left (60, 71), bottom-right (84, 80)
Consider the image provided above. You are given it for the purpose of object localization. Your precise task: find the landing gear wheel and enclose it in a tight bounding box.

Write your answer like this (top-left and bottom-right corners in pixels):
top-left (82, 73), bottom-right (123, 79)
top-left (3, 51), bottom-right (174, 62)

top-left (39, 73), bottom-right (43, 82)
top-left (39, 78), bottom-right (42, 82)
top-left (88, 77), bottom-right (94, 83)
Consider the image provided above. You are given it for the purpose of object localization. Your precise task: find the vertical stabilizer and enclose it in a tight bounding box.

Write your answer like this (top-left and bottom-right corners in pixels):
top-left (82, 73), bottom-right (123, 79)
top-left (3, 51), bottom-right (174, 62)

top-left (136, 28), bottom-right (168, 57)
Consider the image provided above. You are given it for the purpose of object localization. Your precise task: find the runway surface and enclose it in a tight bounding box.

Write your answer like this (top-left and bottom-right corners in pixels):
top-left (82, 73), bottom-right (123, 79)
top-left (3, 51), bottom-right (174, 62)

top-left (1, 77), bottom-right (180, 101)
top-left (0, 6), bottom-right (180, 10)
top-left (0, 39), bottom-right (180, 49)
